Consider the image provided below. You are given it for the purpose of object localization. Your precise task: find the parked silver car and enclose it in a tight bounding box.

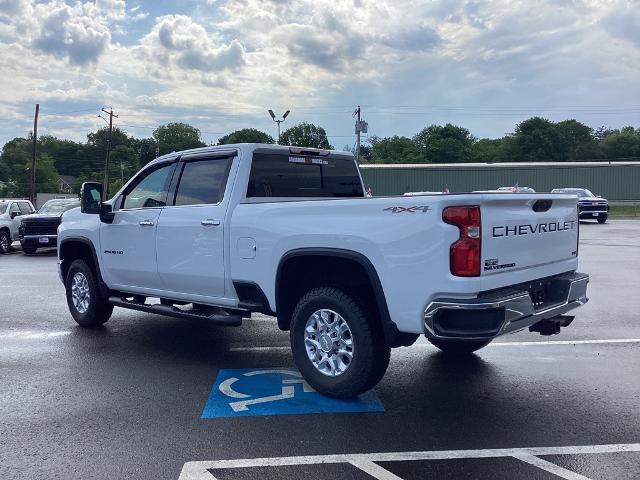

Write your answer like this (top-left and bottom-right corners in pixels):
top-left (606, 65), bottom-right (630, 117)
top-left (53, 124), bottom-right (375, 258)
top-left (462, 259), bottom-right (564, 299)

top-left (0, 199), bottom-right (36, 253)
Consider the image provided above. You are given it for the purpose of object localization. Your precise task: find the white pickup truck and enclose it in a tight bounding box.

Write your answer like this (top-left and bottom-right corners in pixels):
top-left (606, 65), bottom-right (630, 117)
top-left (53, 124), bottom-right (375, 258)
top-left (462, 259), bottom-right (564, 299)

top-left (58, 144), bottom-right (589, 397)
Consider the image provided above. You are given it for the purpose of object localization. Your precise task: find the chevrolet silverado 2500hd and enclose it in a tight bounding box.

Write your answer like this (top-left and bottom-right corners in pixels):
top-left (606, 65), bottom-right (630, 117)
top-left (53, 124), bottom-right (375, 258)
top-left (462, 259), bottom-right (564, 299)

top-left (58, 144), bottom-right (589, 398)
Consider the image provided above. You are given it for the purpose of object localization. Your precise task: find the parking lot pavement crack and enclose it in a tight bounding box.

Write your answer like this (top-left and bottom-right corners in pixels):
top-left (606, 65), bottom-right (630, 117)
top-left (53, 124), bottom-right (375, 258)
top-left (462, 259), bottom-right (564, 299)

top-left (347, 458), bottom-right (406, 480)
top-left (511, 453), bottom-right (593, 480)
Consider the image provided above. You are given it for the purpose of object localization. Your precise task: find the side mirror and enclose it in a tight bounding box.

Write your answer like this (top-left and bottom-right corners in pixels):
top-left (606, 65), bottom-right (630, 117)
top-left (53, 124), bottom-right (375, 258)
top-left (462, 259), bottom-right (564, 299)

top-left (100, 202), bottom-right (115, 224)
top-left (80, 182), bottom-right (103, 214)
top-left (10, 211), bottom-right (20, 219)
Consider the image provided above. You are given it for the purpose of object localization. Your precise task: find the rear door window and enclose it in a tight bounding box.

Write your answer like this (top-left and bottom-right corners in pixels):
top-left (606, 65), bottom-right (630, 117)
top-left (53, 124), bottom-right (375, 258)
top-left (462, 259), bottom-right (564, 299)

top-left (173, 157), bottom-right (231, 206)
top-left (247, 153), bottom-right (363, 198)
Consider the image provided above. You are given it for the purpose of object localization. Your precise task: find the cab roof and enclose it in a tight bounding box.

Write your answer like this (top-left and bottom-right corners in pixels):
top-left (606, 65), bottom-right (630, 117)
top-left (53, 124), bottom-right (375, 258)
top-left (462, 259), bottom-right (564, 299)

top-left (147, 143), bottom-right (353, 168)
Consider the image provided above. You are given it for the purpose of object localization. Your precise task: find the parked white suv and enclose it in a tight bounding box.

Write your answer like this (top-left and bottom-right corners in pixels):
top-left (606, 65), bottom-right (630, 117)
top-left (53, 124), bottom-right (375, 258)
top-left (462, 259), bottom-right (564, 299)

top-left (58, 144), bottom-right (589, 397)
top-left (0, 199), bottom-right (36, 253)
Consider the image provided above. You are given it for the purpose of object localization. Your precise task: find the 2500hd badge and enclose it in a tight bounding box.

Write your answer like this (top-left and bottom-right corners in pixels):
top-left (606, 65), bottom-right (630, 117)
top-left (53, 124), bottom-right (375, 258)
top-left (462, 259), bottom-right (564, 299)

top-left (492, 220), bottom-right (576, 237)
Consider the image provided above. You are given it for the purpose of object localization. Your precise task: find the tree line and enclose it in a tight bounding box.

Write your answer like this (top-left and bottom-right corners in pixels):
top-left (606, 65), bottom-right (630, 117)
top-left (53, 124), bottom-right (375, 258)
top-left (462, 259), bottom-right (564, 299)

top-left (1, 117), bottom-right (638, 198)
top-left (358, 118), bottom-right (640, 164)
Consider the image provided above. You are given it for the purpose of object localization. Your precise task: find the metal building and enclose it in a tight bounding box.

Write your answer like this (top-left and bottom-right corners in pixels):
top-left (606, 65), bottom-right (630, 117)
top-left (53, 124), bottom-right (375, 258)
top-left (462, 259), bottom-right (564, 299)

top-left (359, 161), bottom-right (640, 200)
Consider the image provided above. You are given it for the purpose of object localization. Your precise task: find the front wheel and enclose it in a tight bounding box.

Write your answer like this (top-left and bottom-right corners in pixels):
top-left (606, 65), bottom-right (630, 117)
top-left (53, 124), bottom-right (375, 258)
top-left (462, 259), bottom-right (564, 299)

top-left (22, 246), bottom-right (37, 254)
top-left (428, 338), bottom-right (491, 355)
top-left (290, 287), bottom-right (390, 398)
top-left (65, 259), bottom-right (113, 327)
top-left (597, 215), bottom-right (607, 224)
top-left (0, 230), bottom-right (10, 254)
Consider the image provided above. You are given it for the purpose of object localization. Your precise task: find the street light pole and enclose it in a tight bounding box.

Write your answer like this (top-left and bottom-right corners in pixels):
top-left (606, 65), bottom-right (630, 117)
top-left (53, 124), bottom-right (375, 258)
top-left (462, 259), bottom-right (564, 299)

top-left (268, 109), bottom-right (290, 144)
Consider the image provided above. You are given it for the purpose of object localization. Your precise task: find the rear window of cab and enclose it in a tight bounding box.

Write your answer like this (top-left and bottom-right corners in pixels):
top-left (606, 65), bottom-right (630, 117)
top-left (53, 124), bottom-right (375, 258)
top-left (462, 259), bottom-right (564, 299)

top-left (247, 153), bottom-right (363, 198)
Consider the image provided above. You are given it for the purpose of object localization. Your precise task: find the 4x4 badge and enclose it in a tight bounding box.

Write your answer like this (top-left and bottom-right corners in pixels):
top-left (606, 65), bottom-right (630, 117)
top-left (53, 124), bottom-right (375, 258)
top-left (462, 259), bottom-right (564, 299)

top-left (384, 206), bottom-right (431, 213)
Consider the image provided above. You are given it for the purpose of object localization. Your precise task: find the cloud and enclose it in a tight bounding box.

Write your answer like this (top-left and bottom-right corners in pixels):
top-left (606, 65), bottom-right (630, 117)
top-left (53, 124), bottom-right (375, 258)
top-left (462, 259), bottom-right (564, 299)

top-left (134, 14), bottom-right (246, 73)
top-left (380, 23), bottom-right (440, 51)
top-left (31, 4), bottom-right (111, 66)
top-left (0, 0), bottom-right (127, 66)
top-left (1, 0), bottom-right (639, 147)
top-left (601, 3), bottom-right (640, 48)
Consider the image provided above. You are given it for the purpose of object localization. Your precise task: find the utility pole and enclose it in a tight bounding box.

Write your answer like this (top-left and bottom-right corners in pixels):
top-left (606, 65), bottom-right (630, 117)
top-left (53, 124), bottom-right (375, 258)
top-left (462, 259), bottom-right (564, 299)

top-left (353, 106), bottom-right (367, 163)
top-left (30, 104), bottom-right (39, 204)
top-left (120, 161), bottom-right (124, 184)
top-left (100, 107), bottom-right (118, 200)
top-left (268, 109), bottom-right (290, 144)
top-left (354, 106), bottom-right (361, 163)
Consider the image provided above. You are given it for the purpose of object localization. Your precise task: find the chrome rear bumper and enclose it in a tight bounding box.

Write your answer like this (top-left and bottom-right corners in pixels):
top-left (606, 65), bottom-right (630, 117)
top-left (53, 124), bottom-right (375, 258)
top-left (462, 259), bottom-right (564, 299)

top-left (424, 272), bottom-right (589, 341)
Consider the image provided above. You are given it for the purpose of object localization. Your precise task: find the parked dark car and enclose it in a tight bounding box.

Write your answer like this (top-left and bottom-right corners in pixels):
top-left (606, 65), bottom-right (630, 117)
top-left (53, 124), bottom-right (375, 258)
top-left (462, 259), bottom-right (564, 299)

top-left (551, 188), bottom-right (609, 223)
top-left (19, 198), bottom-right (80, 254)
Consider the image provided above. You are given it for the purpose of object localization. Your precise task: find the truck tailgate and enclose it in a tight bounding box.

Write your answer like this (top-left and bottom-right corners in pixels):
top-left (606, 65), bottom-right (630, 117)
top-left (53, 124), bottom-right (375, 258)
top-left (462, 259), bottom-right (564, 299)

top-left (481, 194), bottom-right (579, 279)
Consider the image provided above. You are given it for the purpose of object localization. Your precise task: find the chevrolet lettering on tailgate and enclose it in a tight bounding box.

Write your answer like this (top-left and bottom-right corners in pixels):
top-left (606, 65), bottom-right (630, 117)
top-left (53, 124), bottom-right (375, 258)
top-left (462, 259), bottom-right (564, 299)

top-left (492, 220), bottom-right (576, 238)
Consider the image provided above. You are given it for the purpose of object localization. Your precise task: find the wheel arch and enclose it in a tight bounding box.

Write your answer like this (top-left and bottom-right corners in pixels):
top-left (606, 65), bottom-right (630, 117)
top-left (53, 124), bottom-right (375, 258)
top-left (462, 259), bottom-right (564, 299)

top-left (275, 248), bottom-right (417, 348)
top-left (59, 237), bottom-right (108, 296)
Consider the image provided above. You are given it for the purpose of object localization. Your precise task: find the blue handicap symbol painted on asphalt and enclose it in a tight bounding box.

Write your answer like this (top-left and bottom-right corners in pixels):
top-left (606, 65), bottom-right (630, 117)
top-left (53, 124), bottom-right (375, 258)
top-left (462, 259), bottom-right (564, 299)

top-left (201, 368), bottom-right (384, 417)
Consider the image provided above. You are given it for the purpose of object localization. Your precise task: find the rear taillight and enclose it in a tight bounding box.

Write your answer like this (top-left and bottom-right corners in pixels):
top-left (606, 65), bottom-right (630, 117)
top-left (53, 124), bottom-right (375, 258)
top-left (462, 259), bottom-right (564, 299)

top-left (443, 206), bottom-right (481, 277)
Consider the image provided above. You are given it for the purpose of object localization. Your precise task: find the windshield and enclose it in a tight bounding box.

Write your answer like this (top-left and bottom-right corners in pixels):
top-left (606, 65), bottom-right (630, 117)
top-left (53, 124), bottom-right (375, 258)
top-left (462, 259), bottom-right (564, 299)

top-left (38, 200), bottom-right (80, 214)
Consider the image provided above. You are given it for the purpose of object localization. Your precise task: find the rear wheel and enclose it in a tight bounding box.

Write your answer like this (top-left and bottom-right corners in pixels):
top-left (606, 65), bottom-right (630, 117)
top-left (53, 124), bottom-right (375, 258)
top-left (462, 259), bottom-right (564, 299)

top-left (597, 215), bottom-right (607, 224)
top-left (290, 287), bottom-right (390, 398)
top-left (0, 230), bottom-right (10, 254)
top-left (428, 338), bottom-right (491, 355)
top-left (65, 259), bottom-right (113, 327)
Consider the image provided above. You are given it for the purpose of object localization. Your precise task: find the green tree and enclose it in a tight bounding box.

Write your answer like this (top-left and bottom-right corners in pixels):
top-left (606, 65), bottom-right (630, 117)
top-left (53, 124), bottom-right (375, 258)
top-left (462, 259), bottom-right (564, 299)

top-left (279, 122), bottom-right (332, 149)
top-left (555, 119), bottom-right (599, 160)
top-left (0, 138), bottom-right (30, 182)
top-left (87, 126), bottom-right (132, 151)
top-left (131, 138), bottom-right (159, 166)
top-left (413, 124), bottom-right (476, 163)
top-left (470, 138), bottom-right (504, 163)
top-left (593, 126), bottom-right (617, 141)
top-left (108, 145), bottom-right (140, 187)
top-left (218, 128), bottom-right (275, 145)
top-left (11, 153), bottom-right (61, 197)
top-left (372, 136), bottom-right (424, 164)
top-left (600, 126), bottom-right (640, 159)
top-left (510, 117), bottom-right (563, 161)
top-left (153, 123), bottom-right (206, 155)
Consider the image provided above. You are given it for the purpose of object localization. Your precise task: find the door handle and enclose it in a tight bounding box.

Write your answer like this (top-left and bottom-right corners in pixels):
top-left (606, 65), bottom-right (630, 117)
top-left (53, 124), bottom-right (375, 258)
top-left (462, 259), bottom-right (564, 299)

top-left (139, 220), bottom-right (154, 226)
top-left (201, 219), bottom-right (220, 226)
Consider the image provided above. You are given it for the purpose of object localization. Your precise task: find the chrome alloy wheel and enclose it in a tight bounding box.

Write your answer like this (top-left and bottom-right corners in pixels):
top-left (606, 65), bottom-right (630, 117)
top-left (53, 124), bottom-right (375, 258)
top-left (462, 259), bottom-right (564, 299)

top-left (304, 309), bottom-right (354, 376)
top-left (0, 233), bottom-right (8, 251)
top-left (71, 272), bottom-right (90, 314)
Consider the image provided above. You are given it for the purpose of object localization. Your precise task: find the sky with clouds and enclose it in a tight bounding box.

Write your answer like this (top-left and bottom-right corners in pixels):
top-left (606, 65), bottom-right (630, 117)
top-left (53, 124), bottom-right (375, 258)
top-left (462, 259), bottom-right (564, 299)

top-left (0, 0), bottom-right (638, 148)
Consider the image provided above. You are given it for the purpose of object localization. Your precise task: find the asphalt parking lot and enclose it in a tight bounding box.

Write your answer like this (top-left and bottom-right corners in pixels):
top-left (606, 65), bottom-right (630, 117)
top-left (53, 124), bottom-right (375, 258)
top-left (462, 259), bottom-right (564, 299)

top-left (1, 220), bottom-right (639, 480)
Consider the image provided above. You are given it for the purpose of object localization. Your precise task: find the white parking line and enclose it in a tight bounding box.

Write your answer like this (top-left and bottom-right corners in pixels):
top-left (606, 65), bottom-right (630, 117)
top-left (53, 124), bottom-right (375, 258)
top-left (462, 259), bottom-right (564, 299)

top-left (511, 453), bottom-right (592, 480)
top-left (229, 338), bottom-right (640, 352)
top-left (491, 338), bottom-right (640, 346)
top-left (347, 458), bottom-right (404, 480)
top-left (178, 443), bottom-right (640, 480)
top-left (0, 330), bottom-right (71, 340)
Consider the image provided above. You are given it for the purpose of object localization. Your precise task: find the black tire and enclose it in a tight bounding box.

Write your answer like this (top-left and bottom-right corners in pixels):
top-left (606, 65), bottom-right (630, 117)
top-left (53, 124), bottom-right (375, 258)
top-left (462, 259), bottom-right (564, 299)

top-left (22, 246), bottom-right (37, 254)
top-left (428, 338), bottom-right (491, 355)
top-left (290, 287), bottom-right (390, 398)
top-left (0, 230), bottom-right (10, 254)
top-left (597, 215), bottom-right (607, 224)
top-left (65, 259), bottom-right (113, 327)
